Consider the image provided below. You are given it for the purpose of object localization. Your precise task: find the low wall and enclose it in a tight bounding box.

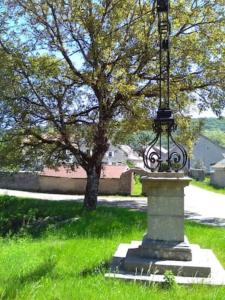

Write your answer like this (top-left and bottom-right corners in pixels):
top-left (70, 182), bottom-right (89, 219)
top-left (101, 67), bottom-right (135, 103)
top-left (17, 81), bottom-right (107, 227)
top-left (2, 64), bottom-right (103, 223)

top-left (119, 171), bottom-right (133, 195)
top-left (39, 177), bottom-right (123, 194)
top-left (39, 176), bottom-right (86, 194)
top-left (189, 168), bottom-right (205, 181)
top-left (0, 172), bottom-right (40, 192)
top-left (210, 170), bottom-right (225, 188)
top-left (0, 171), bottom-right (133, 195)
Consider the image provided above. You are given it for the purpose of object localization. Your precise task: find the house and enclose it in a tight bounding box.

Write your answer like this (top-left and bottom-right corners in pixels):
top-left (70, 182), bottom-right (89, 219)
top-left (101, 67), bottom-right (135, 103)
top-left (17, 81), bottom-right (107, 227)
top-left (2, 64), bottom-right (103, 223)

top-left (191, 135), bottom-right (225, 172)
top-left (210, 157), bottom-right (225, 188)
top-left (103, 144), bottom-right (144, 168)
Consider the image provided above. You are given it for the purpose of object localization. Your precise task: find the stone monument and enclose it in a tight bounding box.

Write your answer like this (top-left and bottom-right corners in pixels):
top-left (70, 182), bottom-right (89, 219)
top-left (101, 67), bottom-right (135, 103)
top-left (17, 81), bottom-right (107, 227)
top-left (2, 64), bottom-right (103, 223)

top-left (105, 172), bottom-right (225, 284)
top-left (106, 0), bottom-right (225, 285)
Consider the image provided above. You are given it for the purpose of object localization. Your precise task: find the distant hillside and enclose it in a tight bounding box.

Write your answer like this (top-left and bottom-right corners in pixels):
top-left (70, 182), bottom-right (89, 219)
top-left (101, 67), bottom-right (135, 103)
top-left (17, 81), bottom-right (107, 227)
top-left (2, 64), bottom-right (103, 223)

top-left (126, 118), bottom-right (225, 151)
top-left (193, 117), bottom-right (225, 131)
top-left (193, 118), bottom-right (225, 147)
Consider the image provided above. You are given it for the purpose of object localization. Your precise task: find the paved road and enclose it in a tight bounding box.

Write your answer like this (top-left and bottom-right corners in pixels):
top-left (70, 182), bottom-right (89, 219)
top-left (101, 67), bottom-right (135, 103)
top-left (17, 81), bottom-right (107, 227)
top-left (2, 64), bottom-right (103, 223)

top-left (184, 185), bottom-right (225, 227)
top-left (0, 185), bottom-right (225, 227)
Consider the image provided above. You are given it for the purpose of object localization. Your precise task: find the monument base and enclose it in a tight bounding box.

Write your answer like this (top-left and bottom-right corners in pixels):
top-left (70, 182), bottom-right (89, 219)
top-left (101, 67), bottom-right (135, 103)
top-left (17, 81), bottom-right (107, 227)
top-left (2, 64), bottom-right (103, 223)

top-left (106, 241), bottom-right (225, 285)
top-left (127, 235), bottom-right (192, 261)
top-left (105, 173), bottom-right (225, 285)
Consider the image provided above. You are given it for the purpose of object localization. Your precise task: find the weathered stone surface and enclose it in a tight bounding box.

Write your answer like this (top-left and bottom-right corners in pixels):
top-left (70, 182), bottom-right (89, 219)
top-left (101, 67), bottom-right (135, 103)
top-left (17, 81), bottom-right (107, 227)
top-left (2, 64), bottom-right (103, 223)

top-left (139, 235), bottom-right (192, 261)
top-left (147, 196), bottom-right (184, 215)
top-left (107, 243), bottom-right (225, 281)
top-left (142, 175), bottom-right (191, 242)
top-left (106, 249), bottom-right (225, 284)
top-left (142, 172), bottom-right (185, 179)
top-left (124, 255), bottom-right (210, 277)
top-left (147, 215), bottom-right (184, 241)
top-left (147, 185), bottom-right (185, 197)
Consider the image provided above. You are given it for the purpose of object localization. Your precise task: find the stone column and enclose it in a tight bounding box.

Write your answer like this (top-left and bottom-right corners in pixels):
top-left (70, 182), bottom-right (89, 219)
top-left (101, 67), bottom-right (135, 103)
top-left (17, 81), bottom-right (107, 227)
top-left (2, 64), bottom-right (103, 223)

top-left (138, 173), bottom-right (192, 261)
top-left (143, 173), bottom-right (190, 242)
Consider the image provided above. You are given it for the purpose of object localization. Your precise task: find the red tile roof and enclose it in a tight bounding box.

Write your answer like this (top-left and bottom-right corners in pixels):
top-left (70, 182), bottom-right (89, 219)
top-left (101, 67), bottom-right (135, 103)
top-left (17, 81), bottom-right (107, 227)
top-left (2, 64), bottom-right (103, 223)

top-left (41, 165), bottom-right (129, 179)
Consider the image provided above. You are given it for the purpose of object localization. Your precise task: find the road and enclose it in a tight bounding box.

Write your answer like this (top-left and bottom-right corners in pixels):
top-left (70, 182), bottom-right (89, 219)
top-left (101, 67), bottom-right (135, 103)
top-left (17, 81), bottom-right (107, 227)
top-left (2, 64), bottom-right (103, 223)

top-left (0, 185), bottom-right (225, 227)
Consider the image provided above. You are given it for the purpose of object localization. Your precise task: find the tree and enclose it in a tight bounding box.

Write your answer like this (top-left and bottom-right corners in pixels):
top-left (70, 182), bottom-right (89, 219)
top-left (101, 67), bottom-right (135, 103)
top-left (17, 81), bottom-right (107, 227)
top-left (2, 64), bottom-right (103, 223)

top-left (203, 129), bottom-right (225, 147)
top-left (0, 0), bottom-right (224, 209)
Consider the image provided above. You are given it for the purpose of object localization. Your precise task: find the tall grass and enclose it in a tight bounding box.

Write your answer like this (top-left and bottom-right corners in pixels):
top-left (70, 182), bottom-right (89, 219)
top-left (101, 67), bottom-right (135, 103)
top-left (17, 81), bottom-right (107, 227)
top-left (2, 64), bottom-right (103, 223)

top-left (0, 195), bottom-right (225, 299)
top-left (132, 175), bottom-right (142, 196)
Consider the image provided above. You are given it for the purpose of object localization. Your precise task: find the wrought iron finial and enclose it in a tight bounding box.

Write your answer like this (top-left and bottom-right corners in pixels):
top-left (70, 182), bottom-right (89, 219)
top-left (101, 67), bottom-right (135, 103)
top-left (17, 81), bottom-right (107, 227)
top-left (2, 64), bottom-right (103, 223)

top-left (143, 0), bottom-right (187, 172)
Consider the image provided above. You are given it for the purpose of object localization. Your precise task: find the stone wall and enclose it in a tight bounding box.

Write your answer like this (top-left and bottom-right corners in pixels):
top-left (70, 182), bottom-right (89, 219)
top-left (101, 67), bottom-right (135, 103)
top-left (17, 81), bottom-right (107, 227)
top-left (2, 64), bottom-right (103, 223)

top-left (119, 171), bottom-right (134, 195)
top-left (0, 172), bottom-right (40, 192)
top-left (189, 168), bottom-right (205, 181)
top-left (210, 170), bottom-right (225, 188)
top-left (39, 176), bottom-right (86, 194)
top-left (0, 171), bottom-right (133, 195)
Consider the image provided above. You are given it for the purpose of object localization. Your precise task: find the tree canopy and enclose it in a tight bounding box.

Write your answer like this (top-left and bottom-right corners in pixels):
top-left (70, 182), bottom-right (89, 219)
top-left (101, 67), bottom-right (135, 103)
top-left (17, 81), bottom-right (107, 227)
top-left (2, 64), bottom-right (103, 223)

top-left (0, 0), bottom-right (224, 208)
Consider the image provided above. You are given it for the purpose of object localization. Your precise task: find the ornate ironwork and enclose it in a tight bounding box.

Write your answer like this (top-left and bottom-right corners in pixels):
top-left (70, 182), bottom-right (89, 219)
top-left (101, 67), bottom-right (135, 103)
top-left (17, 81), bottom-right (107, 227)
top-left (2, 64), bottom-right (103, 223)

top-left (143, 0), bottom-right (187, 172)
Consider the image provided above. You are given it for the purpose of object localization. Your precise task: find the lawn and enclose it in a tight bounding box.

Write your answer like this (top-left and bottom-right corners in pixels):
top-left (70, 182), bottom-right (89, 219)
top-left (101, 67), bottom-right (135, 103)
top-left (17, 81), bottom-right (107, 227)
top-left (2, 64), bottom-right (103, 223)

top-left (132, 174), bottom-right (142, 196)
top-left (0, 195), bottom-right (225, 299)
top-left (191, 177), bottom-right (225, 195)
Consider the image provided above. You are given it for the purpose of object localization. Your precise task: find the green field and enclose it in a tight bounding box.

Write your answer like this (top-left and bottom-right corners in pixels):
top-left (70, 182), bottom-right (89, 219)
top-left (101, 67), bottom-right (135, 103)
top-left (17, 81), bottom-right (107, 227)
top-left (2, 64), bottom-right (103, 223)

top-left (0, 195), bottom-right (225, 299)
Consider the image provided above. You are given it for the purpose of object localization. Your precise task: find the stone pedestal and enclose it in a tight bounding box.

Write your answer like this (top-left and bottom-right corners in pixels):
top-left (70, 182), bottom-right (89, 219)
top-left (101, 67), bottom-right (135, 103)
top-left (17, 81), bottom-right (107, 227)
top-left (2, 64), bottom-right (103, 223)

top-left (144, 173), bottom-right (189, 242)
top-left (139, 173), bottom-right (192, 262)
top-left (106, 173), bottom-right (225, 285)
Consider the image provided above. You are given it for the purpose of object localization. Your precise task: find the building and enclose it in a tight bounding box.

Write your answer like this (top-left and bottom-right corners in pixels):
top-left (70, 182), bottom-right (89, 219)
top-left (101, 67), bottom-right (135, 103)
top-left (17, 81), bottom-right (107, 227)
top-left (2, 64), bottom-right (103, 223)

top-left (191, 135), bottom-right (225, 172)
top-left (103, 144), bottom-right (144, 168)
top-left (210, 157), bottom-right (225, 188)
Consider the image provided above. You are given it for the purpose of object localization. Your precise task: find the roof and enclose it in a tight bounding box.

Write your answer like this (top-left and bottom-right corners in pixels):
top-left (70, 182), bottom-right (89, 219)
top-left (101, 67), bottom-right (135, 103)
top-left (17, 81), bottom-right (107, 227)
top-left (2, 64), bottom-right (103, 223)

top-left (212, 157), bottom-right (225, 169)
top-left (119, 145), bottom-right (142, 161)
top-left (41, 165), bottom-right (129, 179)
top-left (145, 145), bottom-right (167, 154)
top-left (154, 146), bottom-right (168, 154)
top-left (199, 134), bottom-right (225, 151)
top-left (119, 145), bottom-right (133, 154)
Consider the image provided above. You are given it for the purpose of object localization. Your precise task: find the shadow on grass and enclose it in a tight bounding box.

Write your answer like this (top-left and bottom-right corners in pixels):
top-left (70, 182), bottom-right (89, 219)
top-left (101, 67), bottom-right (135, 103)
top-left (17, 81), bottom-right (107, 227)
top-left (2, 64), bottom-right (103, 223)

top-left (79, 260), bottom-right (110, 277)
top-left (1, 258), bottom-right (56, 300)
top-left (20, 258), bottom-right (56, 284)
top-left (0, 195), bottom-right (146, 239)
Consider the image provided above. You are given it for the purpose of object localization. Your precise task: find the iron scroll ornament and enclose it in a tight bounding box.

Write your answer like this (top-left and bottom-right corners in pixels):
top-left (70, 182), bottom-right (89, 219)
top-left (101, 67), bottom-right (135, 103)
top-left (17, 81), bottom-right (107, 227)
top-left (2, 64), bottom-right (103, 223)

top-left (143, 109), bottom-right (188, 172)
top-left (143, 133), bottom-right (161, 171)
top-left (143, 0), bottom-right (188, 172)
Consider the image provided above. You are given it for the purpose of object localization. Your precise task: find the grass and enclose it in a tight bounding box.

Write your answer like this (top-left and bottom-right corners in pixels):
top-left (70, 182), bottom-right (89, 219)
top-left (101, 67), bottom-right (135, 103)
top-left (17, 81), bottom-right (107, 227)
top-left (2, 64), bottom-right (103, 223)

top-left (132, 175), bottom-right (142, 196)
top-left (0, 195), bottom-right (225, 299)
top-left (191, 177), bottom-right (225, 195)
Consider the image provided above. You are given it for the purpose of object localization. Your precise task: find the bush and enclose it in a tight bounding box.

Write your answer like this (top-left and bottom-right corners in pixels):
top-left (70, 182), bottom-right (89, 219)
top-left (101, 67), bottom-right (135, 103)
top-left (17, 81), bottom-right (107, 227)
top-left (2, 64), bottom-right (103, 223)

top-left (163, 270), bottom-right (177, 289)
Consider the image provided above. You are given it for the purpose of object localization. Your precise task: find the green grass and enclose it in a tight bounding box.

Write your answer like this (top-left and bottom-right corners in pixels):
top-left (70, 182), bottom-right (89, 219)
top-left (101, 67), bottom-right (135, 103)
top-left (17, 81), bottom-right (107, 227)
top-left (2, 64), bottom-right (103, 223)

top-left (191, 177), bottom-right (225, 195)
top-left (132, 175), bottom-right (142, 196)
top-left (0, 195), bottom-right (225, 299)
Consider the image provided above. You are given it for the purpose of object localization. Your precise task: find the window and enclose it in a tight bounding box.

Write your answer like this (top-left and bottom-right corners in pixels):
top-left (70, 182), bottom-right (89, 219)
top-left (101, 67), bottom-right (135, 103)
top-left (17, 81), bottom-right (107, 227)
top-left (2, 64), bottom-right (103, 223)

top-left (108, 151), bottom-right (114, 158)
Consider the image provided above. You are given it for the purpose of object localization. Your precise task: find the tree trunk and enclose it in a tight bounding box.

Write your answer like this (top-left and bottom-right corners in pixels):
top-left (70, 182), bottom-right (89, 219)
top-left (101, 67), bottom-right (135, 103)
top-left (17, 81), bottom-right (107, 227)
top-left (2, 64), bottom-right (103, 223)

top-left (84, 166), bottom-right (100, 210)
